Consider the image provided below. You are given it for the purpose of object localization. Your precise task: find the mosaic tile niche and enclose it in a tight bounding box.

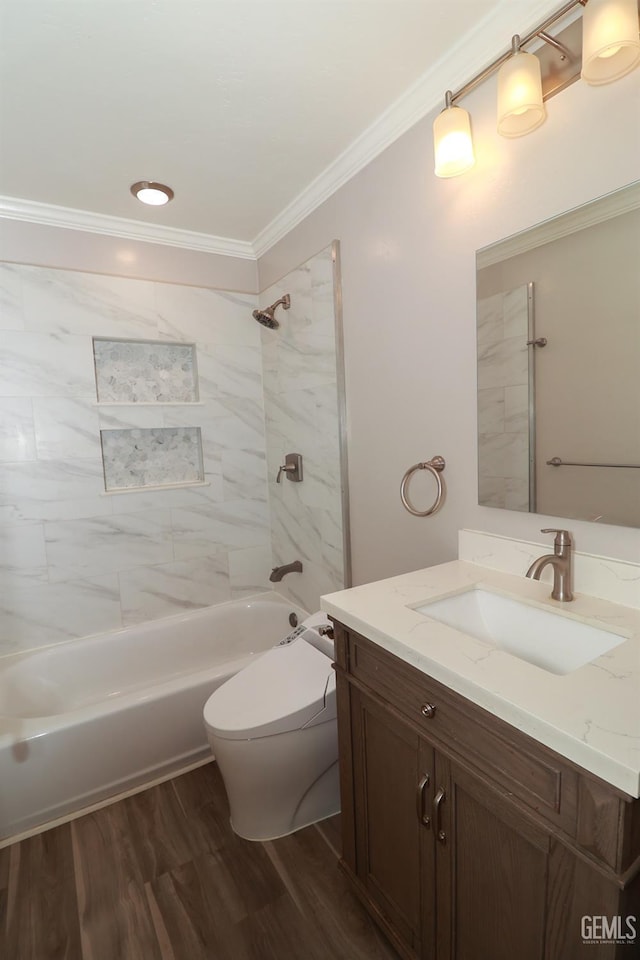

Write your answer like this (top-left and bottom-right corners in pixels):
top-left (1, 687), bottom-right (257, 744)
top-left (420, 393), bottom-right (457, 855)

top-left (93, 338), bottom-right (198, 403)
top-left (101, 427), bottom-right (204, 491)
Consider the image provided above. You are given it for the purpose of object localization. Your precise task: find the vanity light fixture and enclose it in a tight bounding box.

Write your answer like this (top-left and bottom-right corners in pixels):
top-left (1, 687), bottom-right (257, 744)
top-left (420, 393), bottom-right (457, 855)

top-left (433, 0), bottom-right (640, 176)
top-left (130, 181), bottom-right (174, 206)
top-left (497, 35), bottom-right (546, 138)
top-left (433, 91), bottom-right (475, 178)
top-left (581, 0), bottom-right (640, 83)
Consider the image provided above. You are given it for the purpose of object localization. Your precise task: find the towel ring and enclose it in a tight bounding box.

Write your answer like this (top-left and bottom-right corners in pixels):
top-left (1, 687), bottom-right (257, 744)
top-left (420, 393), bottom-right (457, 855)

top-left (400, 456), bottom-right (446, 517)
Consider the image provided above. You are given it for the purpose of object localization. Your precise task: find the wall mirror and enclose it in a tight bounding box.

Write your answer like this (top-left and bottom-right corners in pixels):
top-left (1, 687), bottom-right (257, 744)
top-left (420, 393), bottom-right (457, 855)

top-left (476, 181), bottom-right (640, 529)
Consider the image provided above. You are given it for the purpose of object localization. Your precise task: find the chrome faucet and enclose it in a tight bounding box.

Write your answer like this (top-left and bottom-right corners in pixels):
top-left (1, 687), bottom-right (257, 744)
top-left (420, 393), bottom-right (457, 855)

top-left (269, 560), bottom-right (303, 582)
top-left (525, 529), bottom-right (574, 602)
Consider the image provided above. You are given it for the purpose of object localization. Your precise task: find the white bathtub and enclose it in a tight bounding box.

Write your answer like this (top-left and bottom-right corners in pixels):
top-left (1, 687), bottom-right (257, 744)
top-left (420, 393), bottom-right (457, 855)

top-left (0, 592), bottom-right (306, 842)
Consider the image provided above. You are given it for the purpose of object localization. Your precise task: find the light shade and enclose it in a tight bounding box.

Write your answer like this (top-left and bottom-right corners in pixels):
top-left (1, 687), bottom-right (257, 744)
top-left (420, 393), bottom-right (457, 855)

top-left (433, 105), bottom-right (475, 178)
top-left (130, 181), bottom-right (174, 206)
top-left (581, 0), bottom-right (640, 85)
top-left (497, 51), bottom-right (545, 138)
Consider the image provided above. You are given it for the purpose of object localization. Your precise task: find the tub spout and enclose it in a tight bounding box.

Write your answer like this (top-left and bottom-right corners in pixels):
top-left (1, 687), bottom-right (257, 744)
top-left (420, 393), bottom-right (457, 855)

top-left (270, 561), bottom-right (303, 582)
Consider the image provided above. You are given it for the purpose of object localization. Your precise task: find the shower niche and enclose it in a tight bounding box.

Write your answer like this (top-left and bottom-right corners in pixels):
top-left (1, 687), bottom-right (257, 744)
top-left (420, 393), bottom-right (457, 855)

top-left (93, 337), bottom-right (205, 492)
top-left (93, 337), bottom-right (199, 404)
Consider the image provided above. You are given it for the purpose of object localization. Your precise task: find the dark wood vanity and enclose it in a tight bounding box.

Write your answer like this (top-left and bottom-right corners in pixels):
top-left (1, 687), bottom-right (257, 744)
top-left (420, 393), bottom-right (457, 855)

top-left (333, 620), bottom-right (640, 960)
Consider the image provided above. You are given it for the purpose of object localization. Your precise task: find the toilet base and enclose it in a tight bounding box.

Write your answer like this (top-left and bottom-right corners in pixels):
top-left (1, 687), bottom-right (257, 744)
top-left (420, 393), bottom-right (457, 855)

top-left (230, 760), bottom-right (341, 841)
top-left (207, 719), bottom-right (340, 841)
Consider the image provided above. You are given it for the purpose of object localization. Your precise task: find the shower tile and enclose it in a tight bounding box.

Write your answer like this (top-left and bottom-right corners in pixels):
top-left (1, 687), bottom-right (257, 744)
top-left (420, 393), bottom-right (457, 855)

top-left (32, 397), bottom-right (101, 460)
top-left (93, 339), bottom-right (198, 404)
top-left (228, 544), bottom-right (273, 599)
top-left (503, 285), bottom-right (529, 339)
top-left (45, 510), bottom-right (173, 582)
top-left (0, 459), bottom-right (112, 523)
top-left (0, 397), bottom-right (36, 461)
top-left (477, 432), bottom-right (529, 481)
top-left (171, 500), bottom-right (270, 560)
top-left (196, 343), bottom-right (262, 401)
top-left (0, 575), bottom-right (121, 654)
top-left (504, 385), bottom-right (529, 434)
top-left (505, 478), bottom-right (531, 511)
top-left (98, 405), bottom-right (163, 430)
top-left (221, 448), bottom-right (268, 502)
top-left (119, 554), bottom-right (230, 626)
top-left (0, 521), bottom-right (48, 588)
top-left (477, 293), bottom-right (504, 346)
top-left (0, 263), bottom-right (24, 330)
top-left (156, 285), bottom-right (259, 346)
top-left (105, 473), bottom-right (224, 513)
top-left (477, 336), bottom-right (528, 391)
top-left (0, 331), bottom-right (95, 398)
top-left (477, 388), bottom-right (505, 435)
top-left (478, 475), bottom-right (507, 509)
top-left (100, 427), bottom-right (204, 491)
top-left (21, 266), bottom-right (158, 339)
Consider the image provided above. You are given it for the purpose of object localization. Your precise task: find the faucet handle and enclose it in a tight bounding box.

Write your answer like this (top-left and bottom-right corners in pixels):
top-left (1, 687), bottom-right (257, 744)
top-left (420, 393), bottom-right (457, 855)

top-left (541, 528), bottom-right (572, 546)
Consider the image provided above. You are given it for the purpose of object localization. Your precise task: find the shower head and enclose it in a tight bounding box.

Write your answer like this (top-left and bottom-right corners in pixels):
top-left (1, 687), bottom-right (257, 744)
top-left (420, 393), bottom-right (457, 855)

top-left (252, 294), bottom-right (291, 329)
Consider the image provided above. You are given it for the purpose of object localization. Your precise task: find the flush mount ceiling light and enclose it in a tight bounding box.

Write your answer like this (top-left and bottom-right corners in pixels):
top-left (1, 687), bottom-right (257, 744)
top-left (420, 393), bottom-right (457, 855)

top-left (130, 181), bottom-right (174, 206)
top-left (433, 0), bottom-right (640, 177)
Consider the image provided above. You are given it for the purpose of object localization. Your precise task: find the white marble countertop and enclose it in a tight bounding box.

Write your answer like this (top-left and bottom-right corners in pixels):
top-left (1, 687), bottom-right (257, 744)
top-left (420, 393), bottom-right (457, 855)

top-left (321, 561), bottom-right (640, 798)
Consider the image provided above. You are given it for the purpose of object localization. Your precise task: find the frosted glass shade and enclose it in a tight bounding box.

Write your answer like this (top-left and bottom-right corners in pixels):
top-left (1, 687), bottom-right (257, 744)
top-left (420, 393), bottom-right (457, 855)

top-left (433, 106), bottom-right (475, 178)
top-left (581, 0), bottom-right (640, 85)
top-left (497, 51), bottom-right (545, 138)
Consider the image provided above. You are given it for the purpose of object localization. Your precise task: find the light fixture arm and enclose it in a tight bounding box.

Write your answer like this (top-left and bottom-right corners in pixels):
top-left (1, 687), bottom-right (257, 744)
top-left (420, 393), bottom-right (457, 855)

top-left (449, 0), bottom-right (585, 105)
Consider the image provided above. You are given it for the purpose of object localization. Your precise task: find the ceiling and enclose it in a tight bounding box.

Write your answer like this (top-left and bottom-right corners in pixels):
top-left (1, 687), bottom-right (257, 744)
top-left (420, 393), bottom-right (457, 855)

top-left (0, 1), bottom-right (507, 247)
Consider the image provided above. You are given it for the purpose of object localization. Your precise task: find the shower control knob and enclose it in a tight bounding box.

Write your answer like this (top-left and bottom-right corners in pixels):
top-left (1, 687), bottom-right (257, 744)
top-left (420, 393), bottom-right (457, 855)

top-left (420, 703), bottom-right (437, 719)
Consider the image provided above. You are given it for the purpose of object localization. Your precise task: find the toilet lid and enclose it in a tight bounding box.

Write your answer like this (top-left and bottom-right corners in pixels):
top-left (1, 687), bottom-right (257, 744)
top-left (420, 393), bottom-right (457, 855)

top-left (203, 639), bottom-right (334, 740)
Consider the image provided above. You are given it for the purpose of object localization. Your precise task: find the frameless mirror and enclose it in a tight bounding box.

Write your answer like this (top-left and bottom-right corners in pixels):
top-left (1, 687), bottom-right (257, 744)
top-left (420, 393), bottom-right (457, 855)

top-left (476, 182), bottom-right (640, 529)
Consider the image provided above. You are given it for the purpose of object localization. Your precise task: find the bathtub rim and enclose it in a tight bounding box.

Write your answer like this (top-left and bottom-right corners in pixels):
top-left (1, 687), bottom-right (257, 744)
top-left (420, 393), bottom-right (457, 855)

top-left (0, 591), bottom-right (308, 729)
top-left (0, 587), bottom-right (301, 666)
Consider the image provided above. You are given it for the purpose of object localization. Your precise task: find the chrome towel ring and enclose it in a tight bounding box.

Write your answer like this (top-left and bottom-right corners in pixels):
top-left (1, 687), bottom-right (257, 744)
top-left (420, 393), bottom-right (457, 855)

top-left (400, 456), bottom-right (446, 517)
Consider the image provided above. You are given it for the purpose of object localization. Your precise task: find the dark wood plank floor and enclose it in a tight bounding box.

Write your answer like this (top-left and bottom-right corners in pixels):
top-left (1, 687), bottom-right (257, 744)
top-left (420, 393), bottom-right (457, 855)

top-left (1, 761), bottom-right (399, 960)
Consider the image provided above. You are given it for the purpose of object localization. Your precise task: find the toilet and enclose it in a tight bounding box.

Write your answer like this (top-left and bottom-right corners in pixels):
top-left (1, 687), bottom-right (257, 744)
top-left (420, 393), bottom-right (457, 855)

top-left (203, 612), bottom-right (340, 841)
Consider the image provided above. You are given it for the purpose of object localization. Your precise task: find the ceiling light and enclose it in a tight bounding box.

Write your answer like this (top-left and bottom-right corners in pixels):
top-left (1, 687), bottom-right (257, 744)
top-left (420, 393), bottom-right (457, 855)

top-left (130, 181), bottom-right (174, 206)
top-left (433, 92), bottom-right (475, 178)
top-left (497, 36), bottom-right (546, 138)
top-left (581, 0), bottom-right (640, 84)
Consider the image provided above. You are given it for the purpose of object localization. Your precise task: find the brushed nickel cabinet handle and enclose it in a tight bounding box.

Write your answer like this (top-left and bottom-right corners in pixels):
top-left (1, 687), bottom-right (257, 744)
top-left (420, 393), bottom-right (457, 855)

top-left (416, 773), bottom-right (431, 828)
top-left (421, 703), bottom-right (436, 719)
top-left (433, 787), bottom-right (446, 843)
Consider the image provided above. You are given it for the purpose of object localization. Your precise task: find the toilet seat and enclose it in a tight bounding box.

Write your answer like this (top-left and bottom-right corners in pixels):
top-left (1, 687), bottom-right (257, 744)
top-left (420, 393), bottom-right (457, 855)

top-left (203, 638), bottom-right (335, 740)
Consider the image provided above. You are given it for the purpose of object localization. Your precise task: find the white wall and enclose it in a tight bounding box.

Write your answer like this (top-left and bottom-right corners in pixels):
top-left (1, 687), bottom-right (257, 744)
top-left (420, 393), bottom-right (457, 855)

top-left (257, 72), bottom-right (640, 585)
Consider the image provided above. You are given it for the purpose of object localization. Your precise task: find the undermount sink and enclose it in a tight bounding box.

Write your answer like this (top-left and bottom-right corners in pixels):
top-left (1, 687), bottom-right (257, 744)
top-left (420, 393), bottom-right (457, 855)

top-left (415, 588), bottom-right (626, 675)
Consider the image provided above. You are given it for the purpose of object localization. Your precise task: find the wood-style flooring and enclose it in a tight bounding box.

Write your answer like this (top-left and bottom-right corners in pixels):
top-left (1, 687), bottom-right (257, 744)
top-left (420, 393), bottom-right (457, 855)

top-left (0, 761), bottom-right (399, 960)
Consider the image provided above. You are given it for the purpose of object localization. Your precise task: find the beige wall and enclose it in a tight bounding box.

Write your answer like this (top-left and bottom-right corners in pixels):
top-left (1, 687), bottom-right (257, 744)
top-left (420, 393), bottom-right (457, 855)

top-left (258, 74), bottom-right (640, 583)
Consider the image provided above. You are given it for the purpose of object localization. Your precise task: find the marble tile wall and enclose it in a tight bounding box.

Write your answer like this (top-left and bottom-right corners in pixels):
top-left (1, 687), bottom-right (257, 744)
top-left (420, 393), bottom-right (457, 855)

top-left (0, 262), bottom-right (274, 654)
top-left (260, 244), bottom-right (346, 613)
top-left (477, 285), bottom-right (530, 512)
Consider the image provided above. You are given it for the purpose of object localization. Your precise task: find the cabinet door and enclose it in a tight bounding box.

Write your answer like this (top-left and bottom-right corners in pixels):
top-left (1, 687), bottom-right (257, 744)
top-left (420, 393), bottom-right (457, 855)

top-left (351, 686), bottom-right (436, 958)
top-left (434, 754), bottom-right (550, 960)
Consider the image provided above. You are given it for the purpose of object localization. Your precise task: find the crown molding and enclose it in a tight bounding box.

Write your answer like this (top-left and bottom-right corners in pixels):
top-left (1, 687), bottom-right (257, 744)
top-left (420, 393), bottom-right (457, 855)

top-left (0, 196), bottom-right (256, 260)
top-left (477, 181), bottom-right (640, 269)
top-left (252, 0), bottom-right (566, 257)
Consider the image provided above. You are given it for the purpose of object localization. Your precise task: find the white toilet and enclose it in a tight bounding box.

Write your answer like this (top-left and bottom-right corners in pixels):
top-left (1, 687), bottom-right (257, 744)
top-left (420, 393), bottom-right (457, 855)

top-left (203, 612), bottom-right (340, 841)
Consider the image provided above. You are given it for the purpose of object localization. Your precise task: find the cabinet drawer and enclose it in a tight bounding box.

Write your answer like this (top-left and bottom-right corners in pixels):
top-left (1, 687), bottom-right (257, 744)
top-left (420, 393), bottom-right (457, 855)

top-left (348, 630), bottom-right (578, 835)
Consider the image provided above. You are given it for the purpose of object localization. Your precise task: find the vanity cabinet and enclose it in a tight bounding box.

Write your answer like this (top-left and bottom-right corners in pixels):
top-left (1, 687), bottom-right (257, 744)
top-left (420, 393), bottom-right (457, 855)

top-left (333, 621), bottom-right (640, 960)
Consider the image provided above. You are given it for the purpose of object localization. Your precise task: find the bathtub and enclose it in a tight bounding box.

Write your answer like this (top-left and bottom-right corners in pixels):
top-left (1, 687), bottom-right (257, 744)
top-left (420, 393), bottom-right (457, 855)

top-left (0, 592), bottom-right (306, 843)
